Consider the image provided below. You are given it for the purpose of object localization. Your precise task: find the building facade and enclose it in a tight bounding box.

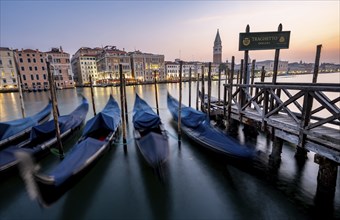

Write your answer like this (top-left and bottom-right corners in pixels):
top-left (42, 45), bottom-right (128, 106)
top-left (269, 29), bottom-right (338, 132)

top-left (0, 47), bottom-right (18, 90)
top-left (46, 47), bottom-right (74, 89)
top-left (213, 29), bottom-right (222, 64)
top-left (96, 46), bottom-right (132, 84)
top-left (71, 47), bottom-right (102, 86)
top-left (16, 49), bottom-right (49, 91)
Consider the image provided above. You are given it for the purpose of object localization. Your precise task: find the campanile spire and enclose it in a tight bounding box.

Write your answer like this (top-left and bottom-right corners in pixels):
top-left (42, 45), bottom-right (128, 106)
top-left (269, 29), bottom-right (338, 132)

top-left (213, 29), bottom-right (222, 64)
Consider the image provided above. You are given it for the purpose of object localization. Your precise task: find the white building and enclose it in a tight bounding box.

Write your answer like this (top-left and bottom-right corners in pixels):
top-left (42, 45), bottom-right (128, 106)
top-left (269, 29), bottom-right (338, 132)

top-left (0, 47), bottom-right (18, 90)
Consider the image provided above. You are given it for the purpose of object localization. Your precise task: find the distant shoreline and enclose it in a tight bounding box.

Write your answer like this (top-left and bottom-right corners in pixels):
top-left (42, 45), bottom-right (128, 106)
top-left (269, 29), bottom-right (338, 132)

top-left (0, 71), bottom-right (339, 93)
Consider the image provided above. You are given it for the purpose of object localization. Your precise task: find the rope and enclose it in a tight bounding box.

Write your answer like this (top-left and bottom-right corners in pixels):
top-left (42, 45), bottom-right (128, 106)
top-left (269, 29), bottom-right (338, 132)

top-left (50, 148), bottom-right (65, 158)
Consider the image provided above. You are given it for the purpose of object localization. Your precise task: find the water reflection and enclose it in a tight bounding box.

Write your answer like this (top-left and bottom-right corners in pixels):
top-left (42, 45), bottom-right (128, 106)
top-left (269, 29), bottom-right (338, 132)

top-left (0, 73), bottom-right (339, 219)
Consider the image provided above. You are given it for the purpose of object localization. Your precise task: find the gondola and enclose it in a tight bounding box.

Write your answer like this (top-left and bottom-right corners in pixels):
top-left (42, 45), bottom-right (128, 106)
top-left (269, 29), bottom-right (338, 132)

top-left (0, 101), bottom-right (52, 149)
top-left (167, 92), bottom-right (255, 159)
top-left (0, 97), bottom-right (89, 175)
top-left (132, 93), bottom-right (169, 168)
top-left (16, 95), bottom-right (121, 206)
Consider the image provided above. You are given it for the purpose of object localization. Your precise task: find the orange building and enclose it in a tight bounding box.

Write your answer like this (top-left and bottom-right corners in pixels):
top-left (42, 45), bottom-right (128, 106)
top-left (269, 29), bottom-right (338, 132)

top-left (16, 49), bottom-right (48, 91)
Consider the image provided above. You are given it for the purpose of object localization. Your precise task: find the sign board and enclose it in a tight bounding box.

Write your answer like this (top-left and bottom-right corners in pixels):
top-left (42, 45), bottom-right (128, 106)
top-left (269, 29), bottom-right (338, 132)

top-left (239, 31), bottom-right (290, 51)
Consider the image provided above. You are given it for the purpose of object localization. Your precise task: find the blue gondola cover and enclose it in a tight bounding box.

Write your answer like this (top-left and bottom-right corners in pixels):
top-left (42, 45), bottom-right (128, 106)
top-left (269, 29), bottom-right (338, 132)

top-left (0, 101), bottom-right (52, 141)
top-left (133, 93), bottom-right (160, 129)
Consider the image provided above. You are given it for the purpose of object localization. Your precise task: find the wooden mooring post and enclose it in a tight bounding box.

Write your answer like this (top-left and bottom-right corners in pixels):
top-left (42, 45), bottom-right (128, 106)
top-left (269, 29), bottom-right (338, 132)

top-left (46, 56), bottom-right (64, 159)
top-left (296, 44), bottom-right (322, 160)
top-left (14, 56), bottom-right (25, 118)
top-left (200, 65), bottom-right (205, 111)
top-left (207, 62), bottom-right (212, 118)
top-left (196, 72), bottom-right (200, 110)
top-left (178, 61), bottom-right (183, 146)
top-left (154, 70), bottom-right (160, 115)
top-left (188, 67), bottom-right (192, 107)
top-left (89, 75), bottom-right (96, 116)
top-left (123, 74), bottom-right (128, 124)
top-left (119, 64), bottom-right (127, 152)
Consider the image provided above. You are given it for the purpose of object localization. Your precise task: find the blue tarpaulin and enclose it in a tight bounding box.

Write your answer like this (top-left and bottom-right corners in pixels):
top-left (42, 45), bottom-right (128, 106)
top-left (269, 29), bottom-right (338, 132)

top-left (133, 93), bottom-right (160, 129)
top-left (0, 101), bottom-right (52, 141)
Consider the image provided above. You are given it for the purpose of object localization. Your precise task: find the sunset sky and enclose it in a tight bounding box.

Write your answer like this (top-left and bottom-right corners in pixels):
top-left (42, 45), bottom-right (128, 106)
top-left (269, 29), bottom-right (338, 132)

top-left (1, 1), bottom-right (339, 63)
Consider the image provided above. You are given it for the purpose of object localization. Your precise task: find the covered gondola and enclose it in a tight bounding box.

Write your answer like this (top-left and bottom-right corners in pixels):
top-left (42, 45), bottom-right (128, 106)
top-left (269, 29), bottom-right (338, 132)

top-left (133, 93), bottom-right (169, 168)
top-left (16, 95), bottom-right (121, 206)
top-left (167, 92), bottom-right (255, 159)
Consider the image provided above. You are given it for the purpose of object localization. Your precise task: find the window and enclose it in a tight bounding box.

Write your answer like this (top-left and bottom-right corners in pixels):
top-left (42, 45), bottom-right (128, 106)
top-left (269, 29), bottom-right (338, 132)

top-left (36, 74), bottom-right (39, 80)
top-left (43, 74), bottom-right (46, 80)
top-left (12, 78), bottom-right (16, 83)
top-left (29, 67), bottom-right (32, 71)
top-left (30, 75), bottom-right (34, 80)
top-left (28, 58), bottom-right (31, 63)
top-left (21, 66), bottom-right (25, 71)
top-left (9, 60), bottom-right (12, 65)
top-left (33, 58), bottom-right (36, 63)
top-left (23, 75), bottom-right (26, 80)
top-left (19, 58), bottom-right (23, 63)
top-left (0, 59), bottom-right (2, 65)
top-left (42, 66), bottom-right (45, 71)
top-left (40, 59), bottom-right (44, 63)
top-left (34, 67), bottom-right (38, 71)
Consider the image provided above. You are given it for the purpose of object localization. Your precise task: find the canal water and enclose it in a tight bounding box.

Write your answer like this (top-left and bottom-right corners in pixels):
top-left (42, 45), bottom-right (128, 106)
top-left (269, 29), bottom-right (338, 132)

top-left (0, 72), bottom-right (339, 220)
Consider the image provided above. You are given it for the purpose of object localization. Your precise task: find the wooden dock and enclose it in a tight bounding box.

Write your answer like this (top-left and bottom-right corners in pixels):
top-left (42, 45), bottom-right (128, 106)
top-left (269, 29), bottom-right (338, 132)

top-left (204, 82), bottom-right (340, 163)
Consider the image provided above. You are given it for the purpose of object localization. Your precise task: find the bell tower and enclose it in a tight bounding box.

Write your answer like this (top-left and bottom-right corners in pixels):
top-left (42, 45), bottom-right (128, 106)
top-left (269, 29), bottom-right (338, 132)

top-left (213, 29), bottom-right (222, 64)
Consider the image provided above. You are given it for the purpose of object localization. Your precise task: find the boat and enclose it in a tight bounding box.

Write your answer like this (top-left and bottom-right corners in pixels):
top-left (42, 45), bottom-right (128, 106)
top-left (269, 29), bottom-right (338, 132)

top-left (132, 93), bottom-right (169, 168)
top-left (198, 90), bottom-right (219, 104)
top-left (167, 92), bottom-right (256, 159)
top-left (0, 101), bottom-right (52, 149)
top-left (16, 95), bottom-right (121, 206)
top-left (0, 97), bottom-right (89, 175)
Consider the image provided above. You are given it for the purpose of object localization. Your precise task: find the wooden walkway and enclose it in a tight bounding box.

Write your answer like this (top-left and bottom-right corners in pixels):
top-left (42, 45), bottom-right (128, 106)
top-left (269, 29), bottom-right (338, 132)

top-left (204, 82), bottom-right (340, 163)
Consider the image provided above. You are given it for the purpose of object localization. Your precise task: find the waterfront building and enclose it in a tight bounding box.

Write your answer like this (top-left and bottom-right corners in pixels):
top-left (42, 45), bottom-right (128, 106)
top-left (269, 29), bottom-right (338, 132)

top-left (165, 60), bottom-right (219, 80)
top-left (0, 47), bottom-right (18, 90)
top-left (71, 47), bottom-right (102, 86)
top-left (213, 29), bottom-right (222, 64)
top-left (96, 46), bottom-right (132, 84)
top-left (45, 47), bottom-right (75, 89)
top-left (15, 48), bottom-right (48, 91)
top-left (255, 60), bottom-right (289, 74)
top-left (129, 51), bottom-right (165, 83)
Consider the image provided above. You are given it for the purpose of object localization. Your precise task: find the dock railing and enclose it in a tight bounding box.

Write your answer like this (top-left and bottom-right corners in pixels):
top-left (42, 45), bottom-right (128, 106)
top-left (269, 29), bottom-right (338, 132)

top-left (223, 82), bottom-right (340, 161)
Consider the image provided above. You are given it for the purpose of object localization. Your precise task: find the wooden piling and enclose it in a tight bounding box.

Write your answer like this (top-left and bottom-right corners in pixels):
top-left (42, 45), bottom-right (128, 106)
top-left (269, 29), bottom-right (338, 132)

top-left (178, 61), bottom-right (183, 145)
top-left (207, 62), bottom-right (212, 118)
top-left (238, 59), bottom-right (244, 106)
top-left (46, 57), bottom-right (64, 159)
top-left (255, 66), bottom-right (265, 102)
top-left (119, 64), bottom-right (127, 151)
top-left (314, 154), bottom-right (338, 219)
top-left (200, 65), bottom-right (205, 111)
top-left (188, 67), bottom-right (192, 107)
top-left (296, 44), bottom-right (322, 159)
top-left (14, 56), bottom-right (25, 118)
top-left (154, 70), bottom-right (160, 115)
top-left (250, 59), bottom-right (256, 96)
top-left (196, 72), bottom-right (200, 110)
top-left (89, 75), bottom-right (96, 116)
top-left (226, 57), bottom-right (234, 128)
top-left (17, 73), bottom-right (25, 118)
top-left (269, 136), bottom-right (283, 168)
top-left (218, 66), bottom-right (222, 103)
top-left (312, 45), bottom-right (322, 83)
top-left (123, 74), bottom-right (128, 123)
top-left (271, 24), bottom-right (283, 111)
